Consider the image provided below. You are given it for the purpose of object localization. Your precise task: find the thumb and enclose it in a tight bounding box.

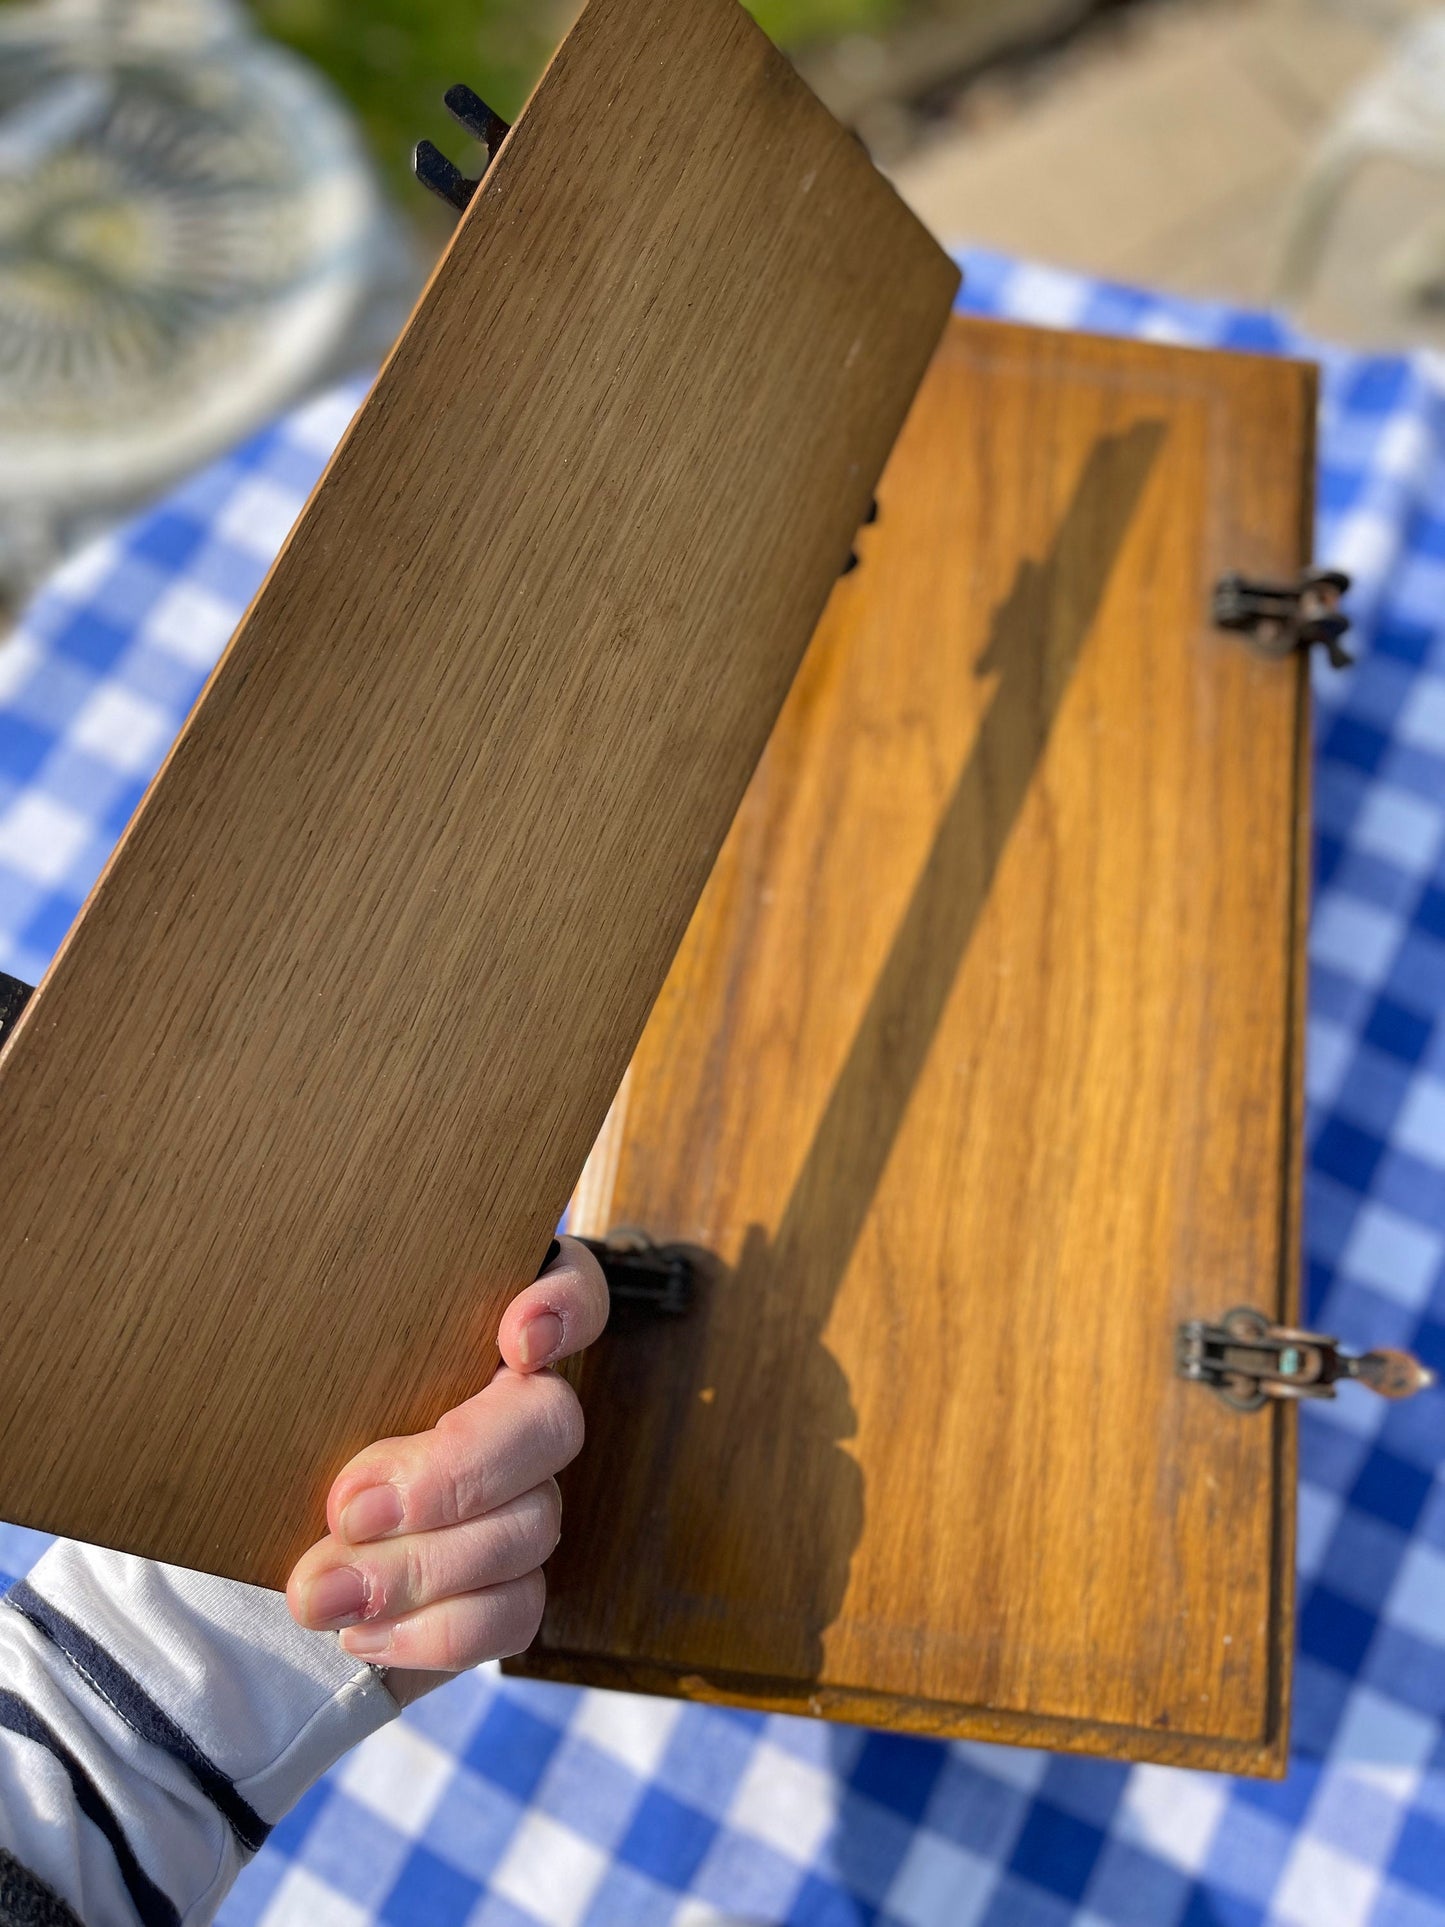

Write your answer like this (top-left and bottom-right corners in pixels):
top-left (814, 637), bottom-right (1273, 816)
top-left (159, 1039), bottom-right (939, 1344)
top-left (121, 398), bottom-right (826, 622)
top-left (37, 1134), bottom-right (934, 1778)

top-left (497, 1234), bottom-right (609, 1373)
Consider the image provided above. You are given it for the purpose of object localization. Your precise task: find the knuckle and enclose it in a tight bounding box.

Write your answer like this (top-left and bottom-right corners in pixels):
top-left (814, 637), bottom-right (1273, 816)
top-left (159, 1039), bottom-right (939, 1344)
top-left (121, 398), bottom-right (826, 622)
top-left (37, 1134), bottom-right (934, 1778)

top-left (431, 1432), bottom-right (486, 1527)
top-left (500, 1572), bottom-right (547, 1659)
top-left (433, 1611), bottom-right (474, 1673)
top-left (363, 1436), bottom-right (448, 1535)
top-left (539, 1477), bottom-right (563, 1553)
top-left (534, 1375), bottom-right (585, 1466)
top-left (512, 1482), bottom-right (562, 1569)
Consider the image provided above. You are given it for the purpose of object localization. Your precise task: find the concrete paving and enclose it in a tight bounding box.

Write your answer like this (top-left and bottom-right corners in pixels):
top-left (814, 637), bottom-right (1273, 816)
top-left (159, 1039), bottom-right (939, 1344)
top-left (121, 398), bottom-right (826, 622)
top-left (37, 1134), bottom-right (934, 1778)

top-left (887, 0), bottom-right (1445, 349)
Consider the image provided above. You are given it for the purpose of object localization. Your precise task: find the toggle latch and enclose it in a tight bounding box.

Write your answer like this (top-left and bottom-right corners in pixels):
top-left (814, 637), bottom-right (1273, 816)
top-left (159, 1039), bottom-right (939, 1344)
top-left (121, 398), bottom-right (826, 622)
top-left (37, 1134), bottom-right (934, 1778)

top-left (1178, 1305), bottom-right (1436, 1412)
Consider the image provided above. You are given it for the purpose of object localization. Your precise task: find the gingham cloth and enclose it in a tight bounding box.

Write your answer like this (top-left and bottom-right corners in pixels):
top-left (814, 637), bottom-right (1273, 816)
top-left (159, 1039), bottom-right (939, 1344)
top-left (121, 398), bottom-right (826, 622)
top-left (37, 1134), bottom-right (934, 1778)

top-left (0, 252), bottom-right (1442, 1927)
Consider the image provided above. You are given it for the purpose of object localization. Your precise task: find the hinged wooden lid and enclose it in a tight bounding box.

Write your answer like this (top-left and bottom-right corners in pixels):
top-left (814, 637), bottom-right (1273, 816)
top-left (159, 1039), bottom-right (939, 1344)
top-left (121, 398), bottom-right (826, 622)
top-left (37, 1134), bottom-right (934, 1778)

top-left (515, 314), bottom-right (1316, 1775)
top-left (0, 0), bottom-right (956, 1587)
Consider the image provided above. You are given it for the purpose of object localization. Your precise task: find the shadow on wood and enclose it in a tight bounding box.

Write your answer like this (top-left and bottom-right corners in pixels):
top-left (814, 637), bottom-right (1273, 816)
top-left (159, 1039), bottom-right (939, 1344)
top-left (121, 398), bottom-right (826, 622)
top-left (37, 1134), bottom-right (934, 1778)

top-left (549, 417), bottom-right (1166, 1686)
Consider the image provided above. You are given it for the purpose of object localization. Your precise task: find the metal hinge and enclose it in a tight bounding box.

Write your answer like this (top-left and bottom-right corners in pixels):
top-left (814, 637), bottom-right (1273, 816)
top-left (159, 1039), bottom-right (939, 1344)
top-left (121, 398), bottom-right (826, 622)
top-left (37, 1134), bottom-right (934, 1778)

top-left (577, 1230), bottom-right (695, 1318)
top-left (413, 84), bottom-right (512, 213)
top-left (1177, 1305), bottom-right (1436, 1412)
top-left (1213, 568), bottom-right (1354, 668)
top-left (0, 972), bottom-right (33, 1049)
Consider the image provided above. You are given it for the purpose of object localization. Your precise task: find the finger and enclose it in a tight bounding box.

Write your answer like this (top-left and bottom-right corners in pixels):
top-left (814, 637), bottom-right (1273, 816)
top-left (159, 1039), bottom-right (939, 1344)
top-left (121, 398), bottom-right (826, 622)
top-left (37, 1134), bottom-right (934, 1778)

top-left (327, 1366), bottom-right (583, 1541)
top-left (498, 1235), bottom-right (609, 1373)
top-left (289, 1480), bottom-right (561, 1631)
top-left (337, 1570), bottom-right (547, 1669)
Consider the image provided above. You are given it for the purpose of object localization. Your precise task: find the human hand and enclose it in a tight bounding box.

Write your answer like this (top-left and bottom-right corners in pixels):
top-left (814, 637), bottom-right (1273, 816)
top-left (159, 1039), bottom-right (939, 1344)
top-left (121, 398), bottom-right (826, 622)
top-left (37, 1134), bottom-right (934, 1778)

top-left (286, 1236), bottom-right (607, 1701)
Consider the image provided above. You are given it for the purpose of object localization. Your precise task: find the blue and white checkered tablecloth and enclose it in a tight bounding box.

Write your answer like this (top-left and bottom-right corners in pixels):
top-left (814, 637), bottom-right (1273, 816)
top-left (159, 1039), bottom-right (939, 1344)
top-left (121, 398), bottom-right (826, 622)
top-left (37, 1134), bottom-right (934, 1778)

top-left (1, 251), bottom-right (1442, 1927)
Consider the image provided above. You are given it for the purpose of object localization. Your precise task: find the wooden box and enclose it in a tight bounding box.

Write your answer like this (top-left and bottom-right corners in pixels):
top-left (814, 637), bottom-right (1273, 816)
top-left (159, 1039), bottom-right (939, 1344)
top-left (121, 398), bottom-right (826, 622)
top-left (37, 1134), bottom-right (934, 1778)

top-left (510, 314), bottom-right (1319, 1775)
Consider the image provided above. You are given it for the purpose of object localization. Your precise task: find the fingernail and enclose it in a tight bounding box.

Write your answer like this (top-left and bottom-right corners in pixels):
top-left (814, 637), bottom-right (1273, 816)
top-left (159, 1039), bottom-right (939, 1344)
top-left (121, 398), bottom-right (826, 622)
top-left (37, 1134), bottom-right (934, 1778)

top-left (304, 1565), bottom-right (369, 1629)
top-left (535, 1238), bottom-right (562, 1279)
top-left (340, 1623), bottom-right (393, 1659)
top-left (340, 1484), bottom-right (403, 1543)
top-left (518, 1310), bottom-right (564, 1367)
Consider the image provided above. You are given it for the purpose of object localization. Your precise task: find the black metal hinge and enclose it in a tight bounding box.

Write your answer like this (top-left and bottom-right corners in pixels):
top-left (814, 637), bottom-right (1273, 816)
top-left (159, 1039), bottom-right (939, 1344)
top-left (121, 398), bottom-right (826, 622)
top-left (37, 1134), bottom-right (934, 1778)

top-left (576, 1231), bottom-right (695, 1318)
top-left (1213, 568), bottom-right (1354, 669)
top-left (0, 973), bottom-right (33, 1049)
top-left (413, 83), bottom-right (512, 213)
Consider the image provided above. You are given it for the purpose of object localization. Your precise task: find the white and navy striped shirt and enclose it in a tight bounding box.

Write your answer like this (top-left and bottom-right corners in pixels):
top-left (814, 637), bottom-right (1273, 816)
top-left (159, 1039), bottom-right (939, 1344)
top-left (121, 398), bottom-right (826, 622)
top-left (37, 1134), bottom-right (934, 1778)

top-left (0, 1541), bottom-right (398, 1925)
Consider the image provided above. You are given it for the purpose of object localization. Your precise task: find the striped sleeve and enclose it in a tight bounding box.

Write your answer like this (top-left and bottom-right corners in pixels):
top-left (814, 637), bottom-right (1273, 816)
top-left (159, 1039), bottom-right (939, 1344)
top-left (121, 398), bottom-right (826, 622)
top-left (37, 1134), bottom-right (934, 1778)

top-left (0, 1541), bottom-right (399, 1925)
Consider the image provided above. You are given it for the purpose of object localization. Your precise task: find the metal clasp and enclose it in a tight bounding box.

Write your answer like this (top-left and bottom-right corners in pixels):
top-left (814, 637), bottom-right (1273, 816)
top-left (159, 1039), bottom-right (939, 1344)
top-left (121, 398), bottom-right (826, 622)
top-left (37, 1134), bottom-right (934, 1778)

top-left (1178, 1306), bottom-right (1435, 1412)
top-left (1213, 568), bottom-right (1354, 668)
top-left (1179, 1302), bottom-right (1441, 1410)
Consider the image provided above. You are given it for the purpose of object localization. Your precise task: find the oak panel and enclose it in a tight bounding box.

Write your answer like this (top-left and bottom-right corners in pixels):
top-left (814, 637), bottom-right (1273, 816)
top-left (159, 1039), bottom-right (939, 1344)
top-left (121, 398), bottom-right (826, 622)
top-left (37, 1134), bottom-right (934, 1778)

top-left (517, 317), bottom-right (1313, 1772)
top-left (0, 0), bottom-right (957, 1586)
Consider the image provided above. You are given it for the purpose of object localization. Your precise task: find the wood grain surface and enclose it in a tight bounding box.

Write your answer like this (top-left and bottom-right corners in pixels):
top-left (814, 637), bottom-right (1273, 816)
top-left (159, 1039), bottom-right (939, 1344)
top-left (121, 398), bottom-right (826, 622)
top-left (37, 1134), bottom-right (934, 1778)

top-left (514, 316), bottom-right (1315, 1773)
top-left (0, 0), bottom-right (957, 1587)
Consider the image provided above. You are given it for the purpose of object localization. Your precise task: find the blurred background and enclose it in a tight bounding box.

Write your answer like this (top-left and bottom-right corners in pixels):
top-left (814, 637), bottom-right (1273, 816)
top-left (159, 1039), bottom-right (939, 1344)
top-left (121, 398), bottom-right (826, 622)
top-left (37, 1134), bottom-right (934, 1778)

top-left (3, 0), bottom-right (1445, 605)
